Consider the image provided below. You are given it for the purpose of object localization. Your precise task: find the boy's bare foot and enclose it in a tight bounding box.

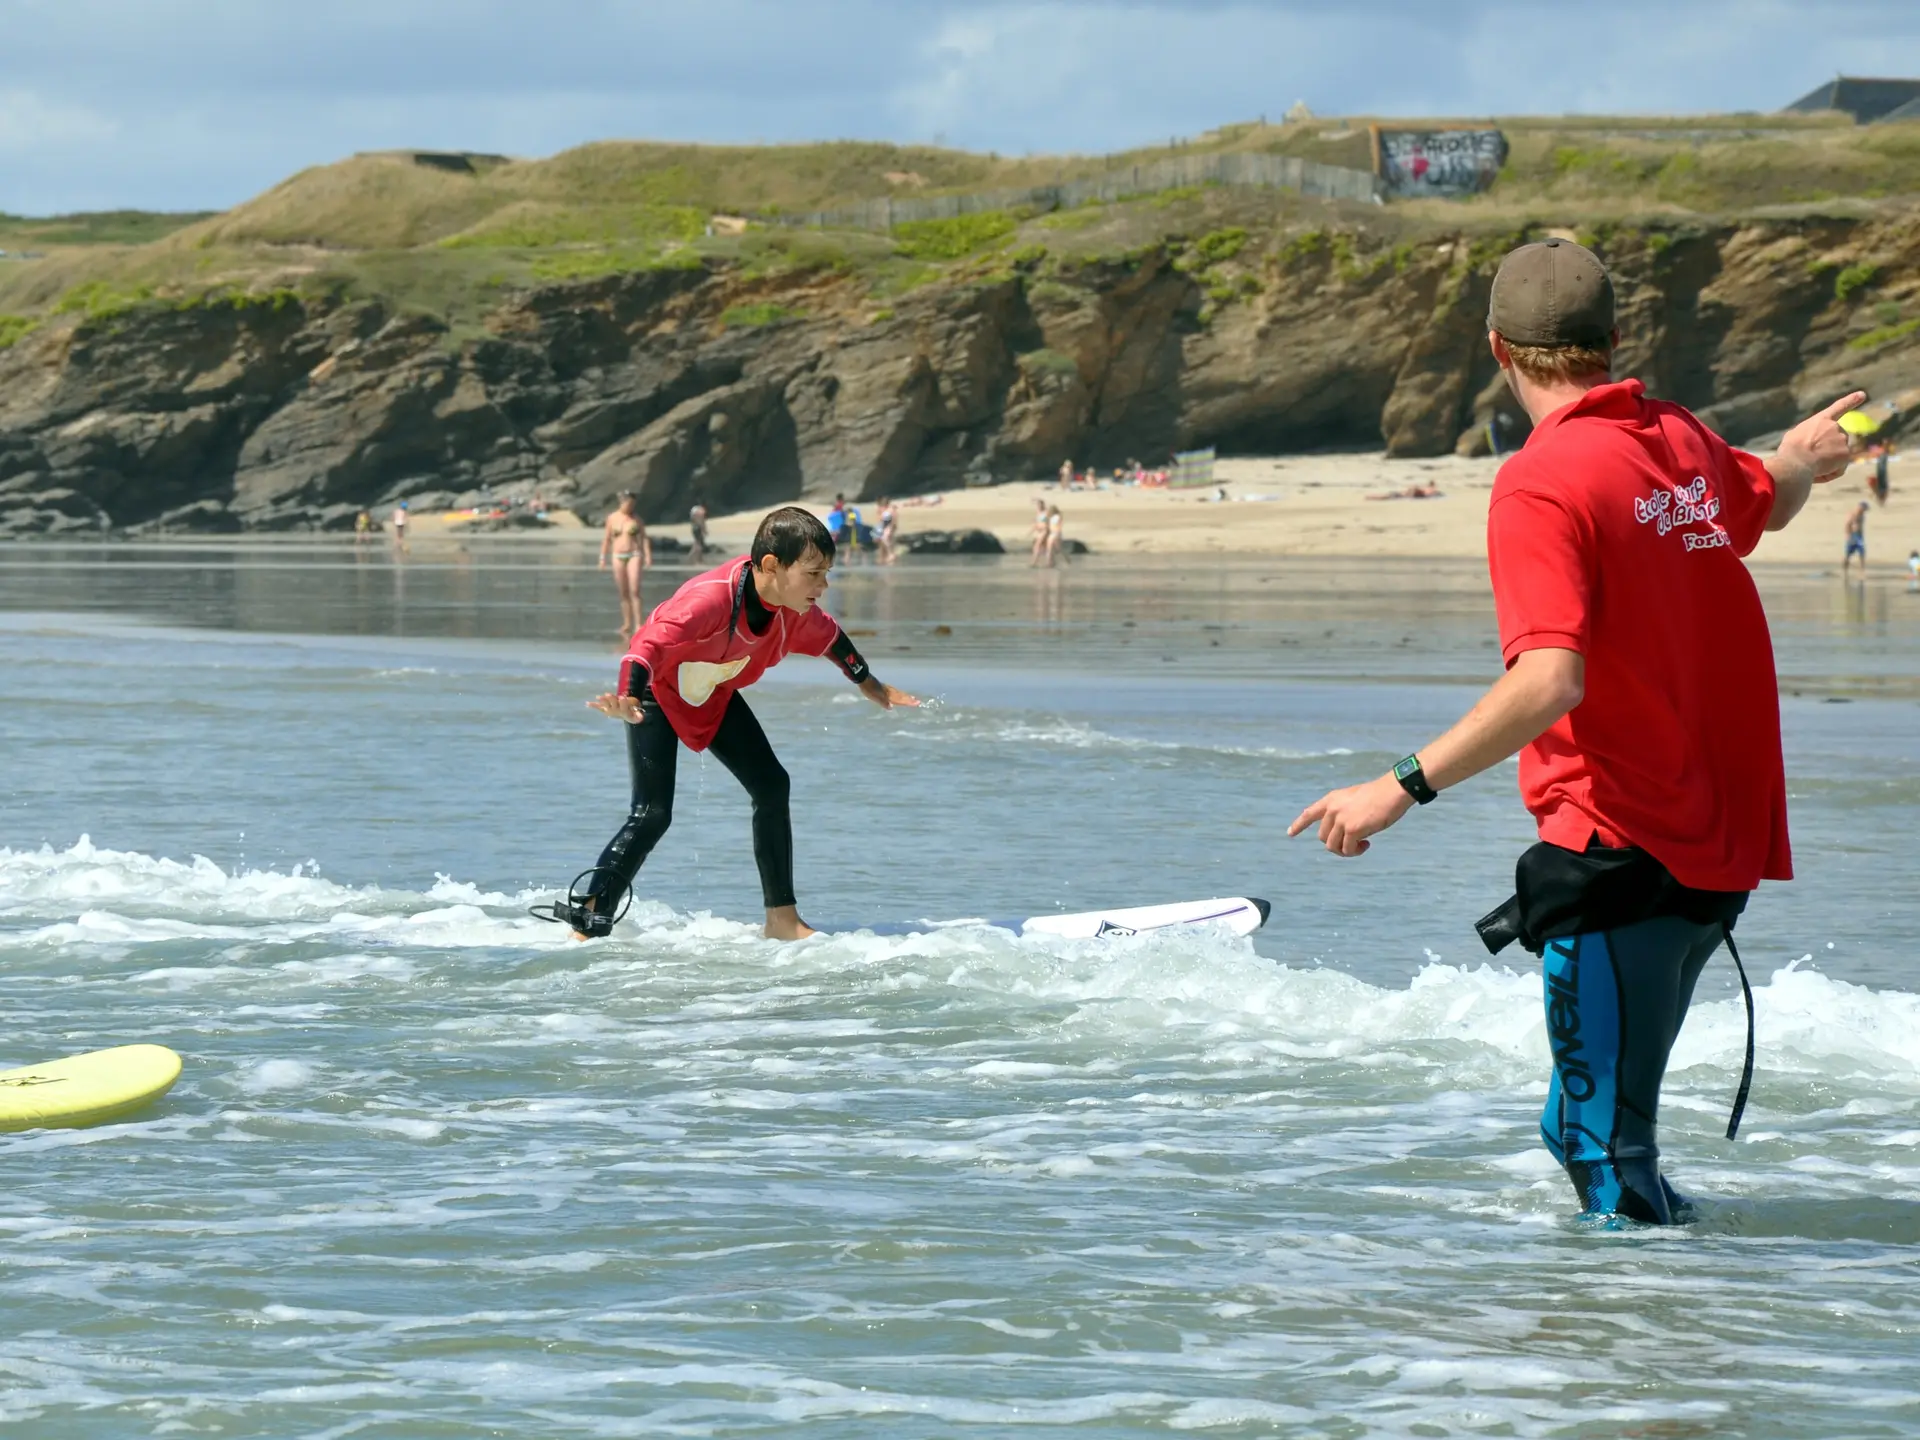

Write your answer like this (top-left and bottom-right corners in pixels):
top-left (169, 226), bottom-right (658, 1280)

top-left (764, 905), bottom-right (817, 941)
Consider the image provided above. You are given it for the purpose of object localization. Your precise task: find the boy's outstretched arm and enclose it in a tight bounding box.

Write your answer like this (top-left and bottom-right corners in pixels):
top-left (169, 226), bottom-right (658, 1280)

top-left (828, 629), bottom-right (919, 708)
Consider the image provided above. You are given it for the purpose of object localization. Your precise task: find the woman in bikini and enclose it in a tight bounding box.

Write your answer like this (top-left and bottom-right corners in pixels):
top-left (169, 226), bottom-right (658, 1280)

top-left (600, 493), bottom-right (652, 636)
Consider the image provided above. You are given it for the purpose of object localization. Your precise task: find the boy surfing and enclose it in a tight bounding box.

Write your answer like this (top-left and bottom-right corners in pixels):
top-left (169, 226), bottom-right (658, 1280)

top-left (538, 506), bottom-right (917, 941)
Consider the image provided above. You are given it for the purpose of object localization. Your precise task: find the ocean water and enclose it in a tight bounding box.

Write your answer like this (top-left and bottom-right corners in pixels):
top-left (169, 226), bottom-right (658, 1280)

top-left (4, 542), bottom-right (1920, 1438)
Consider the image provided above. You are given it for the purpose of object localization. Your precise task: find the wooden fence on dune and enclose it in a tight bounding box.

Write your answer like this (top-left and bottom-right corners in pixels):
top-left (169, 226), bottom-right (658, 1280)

top-left (770, 151), bottom-right (1385, 231)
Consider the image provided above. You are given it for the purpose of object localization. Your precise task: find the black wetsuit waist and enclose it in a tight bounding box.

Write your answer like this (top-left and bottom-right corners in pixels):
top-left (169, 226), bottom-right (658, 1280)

top-left (1477, 837), bottom-right (1749, 956)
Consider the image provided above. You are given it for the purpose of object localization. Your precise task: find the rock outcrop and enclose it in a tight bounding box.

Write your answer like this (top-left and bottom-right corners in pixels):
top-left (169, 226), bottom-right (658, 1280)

top-left (2, 208), bottom-right (1917, 534)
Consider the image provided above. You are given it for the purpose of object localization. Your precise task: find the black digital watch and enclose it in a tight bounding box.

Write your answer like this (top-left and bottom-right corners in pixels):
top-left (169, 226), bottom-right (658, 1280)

top-left (1393, 754), bottom-right (1438, 805)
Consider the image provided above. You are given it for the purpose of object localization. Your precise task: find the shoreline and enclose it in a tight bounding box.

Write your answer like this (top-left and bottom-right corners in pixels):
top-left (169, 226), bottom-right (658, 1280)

top-left (475, 449), bottom-right (1919, 570)
top-left (15, 451), bottom-right (1911, 572)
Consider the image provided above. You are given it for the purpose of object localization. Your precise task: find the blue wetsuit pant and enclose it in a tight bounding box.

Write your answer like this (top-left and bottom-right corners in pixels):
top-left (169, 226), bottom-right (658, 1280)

top-left (1540, 915), bottom-right (1727, 1224)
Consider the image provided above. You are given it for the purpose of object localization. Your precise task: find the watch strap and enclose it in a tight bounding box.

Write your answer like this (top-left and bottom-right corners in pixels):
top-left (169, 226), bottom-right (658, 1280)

top-left (1393, 754), bottom-right (1437, 805)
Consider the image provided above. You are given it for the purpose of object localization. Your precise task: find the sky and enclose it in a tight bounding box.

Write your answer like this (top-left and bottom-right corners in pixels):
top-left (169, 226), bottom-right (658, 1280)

top-left (4, 0), bottom-right (1919, 216)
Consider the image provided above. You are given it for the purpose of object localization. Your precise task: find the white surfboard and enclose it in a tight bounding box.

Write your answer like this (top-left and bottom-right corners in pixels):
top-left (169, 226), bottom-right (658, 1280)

top-left (1018, 896), bottom-right (1270, 939)
top-left (850, 896), bottom-right (1270, 940)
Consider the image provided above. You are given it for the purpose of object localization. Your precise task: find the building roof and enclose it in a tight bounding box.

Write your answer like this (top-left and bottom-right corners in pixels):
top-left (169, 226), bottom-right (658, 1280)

top-left (1879, 96), bottom-right (1920, 125)
top-left (1783, 76), bottom-right (1920, 123)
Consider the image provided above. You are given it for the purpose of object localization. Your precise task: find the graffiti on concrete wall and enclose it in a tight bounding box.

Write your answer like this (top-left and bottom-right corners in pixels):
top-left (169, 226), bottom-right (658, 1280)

top-left (1372, 128), bottom-right (1509, 198)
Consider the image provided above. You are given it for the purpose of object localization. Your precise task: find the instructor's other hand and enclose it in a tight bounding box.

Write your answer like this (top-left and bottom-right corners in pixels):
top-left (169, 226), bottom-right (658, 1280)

top-left (1778, 390), bottom-right (1869, 486)
top-left (587, 693), bottom-right (646, 723)
top-left (860, 678), bottom-right (920, 709)
top-left (1287, 775), bottom-right (1414, 857)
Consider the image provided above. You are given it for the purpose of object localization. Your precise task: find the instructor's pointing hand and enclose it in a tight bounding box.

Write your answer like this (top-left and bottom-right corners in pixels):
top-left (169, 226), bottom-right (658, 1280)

top-left (1778, 390), bottom-right (1869, 486)
top-left (1287, 775), bottom-right (1414, 857)
top-left (587, 693), bottom-right (646, 724)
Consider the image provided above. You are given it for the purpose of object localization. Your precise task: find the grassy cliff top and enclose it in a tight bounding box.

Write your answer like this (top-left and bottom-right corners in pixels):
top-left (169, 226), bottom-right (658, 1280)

top-left (2, 112), bottom-right (1916, 337)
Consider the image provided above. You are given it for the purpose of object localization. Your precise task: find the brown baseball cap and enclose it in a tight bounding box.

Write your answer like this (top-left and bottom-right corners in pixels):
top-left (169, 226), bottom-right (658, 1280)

top-left (1488, 238), bottom-right (1615, 347)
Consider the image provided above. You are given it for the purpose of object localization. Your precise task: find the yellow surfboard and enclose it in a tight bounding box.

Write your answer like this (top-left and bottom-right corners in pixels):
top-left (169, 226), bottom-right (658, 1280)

top-left (0, 1044), bottom-right (183, 1132)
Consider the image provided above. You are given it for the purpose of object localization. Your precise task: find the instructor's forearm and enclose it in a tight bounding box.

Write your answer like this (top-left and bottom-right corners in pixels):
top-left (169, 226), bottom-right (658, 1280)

top-left (1763, 454), bottom-right (1815, 532)
top-left (1416, 648), bottom-right (1584, 792)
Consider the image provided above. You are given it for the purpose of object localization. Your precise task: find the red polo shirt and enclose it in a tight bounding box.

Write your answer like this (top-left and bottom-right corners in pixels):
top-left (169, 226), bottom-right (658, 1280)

top-left (1487, 379), bottom-right (1791, 891)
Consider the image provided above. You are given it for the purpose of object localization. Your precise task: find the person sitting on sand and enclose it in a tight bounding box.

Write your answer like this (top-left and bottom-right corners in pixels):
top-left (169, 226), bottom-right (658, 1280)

top-left (540, 507), bottom-right (919, 942)
top-left (1366, 482), bottom-right (1444, 501)
top-left (599, 492), bottom-right (652, 636)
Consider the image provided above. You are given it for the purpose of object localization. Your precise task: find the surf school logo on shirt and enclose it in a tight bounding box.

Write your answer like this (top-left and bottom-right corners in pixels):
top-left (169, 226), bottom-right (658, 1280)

top-left (1634, 476), bottom-right (1728, 551)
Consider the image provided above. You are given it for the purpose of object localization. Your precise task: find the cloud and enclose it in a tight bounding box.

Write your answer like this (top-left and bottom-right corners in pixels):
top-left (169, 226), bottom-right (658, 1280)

top-left (0, 0), bottom-right (1916, 214)
top-left (0, 88), bottom-right (118, 154)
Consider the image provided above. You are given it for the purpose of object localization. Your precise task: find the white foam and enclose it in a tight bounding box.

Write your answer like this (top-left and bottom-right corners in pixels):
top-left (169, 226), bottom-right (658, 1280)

top-left (234, 1059), bottom-right (318, 1093)
top-left (0, 837), bottom-right (367, 918)
top-left (8, 841), bottom-right (1920, 1100)
top-left (891, 713), bottom-right (1363, 761)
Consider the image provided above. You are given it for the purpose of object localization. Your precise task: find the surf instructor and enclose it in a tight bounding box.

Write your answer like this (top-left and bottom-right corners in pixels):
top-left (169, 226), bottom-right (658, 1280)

top-left (543, 505), bottom-right (917, 942)
top-left (1287, 238), bottom-right (1862, 1224)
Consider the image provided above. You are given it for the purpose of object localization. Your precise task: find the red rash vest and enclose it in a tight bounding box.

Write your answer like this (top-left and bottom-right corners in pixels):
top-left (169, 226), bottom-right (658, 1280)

top-left (620, 557), bottom-right (844, 751)
top-left (1486, 378), bottom-right (1790, 891)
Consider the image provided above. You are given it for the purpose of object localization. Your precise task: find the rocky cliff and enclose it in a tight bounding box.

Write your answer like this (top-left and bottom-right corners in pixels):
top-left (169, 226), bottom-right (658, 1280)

top-left (3, 205), bottom-right (1917, 535)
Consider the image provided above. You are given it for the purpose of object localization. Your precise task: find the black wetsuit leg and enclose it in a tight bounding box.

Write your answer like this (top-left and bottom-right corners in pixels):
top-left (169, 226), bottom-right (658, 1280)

top-left (583, 692), bottom-right (679, 913)
top-left (1539, 914), bottom-right (1725, 1223)
top-left (705, 694), bottom-right (796, 909)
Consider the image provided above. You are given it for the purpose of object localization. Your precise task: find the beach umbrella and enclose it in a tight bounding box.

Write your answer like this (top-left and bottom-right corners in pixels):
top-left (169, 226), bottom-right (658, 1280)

top-left (1838, 409), bottom-right (1882, 437)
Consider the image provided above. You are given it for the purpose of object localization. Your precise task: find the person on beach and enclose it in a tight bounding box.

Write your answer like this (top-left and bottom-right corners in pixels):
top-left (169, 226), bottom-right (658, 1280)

top-left (876, 497), bottom-right (899, 565)
top-left (354, 508), bottom-right (373, 542)
top-left (1908, 548), bottom-right (1919, 593)
top-left (1029, 498), bottom-right (1051, 566)
top-left (1045, 504), bottom-right (1065, 567)
top-left (390, 501), bottom-right (408, 543)
top-left (541, 506), bottom-right (919, 942)
top-left (1287, 238), bottom-right (1862, 1226)
top-left (600, 492), bottom-right (652, 635)
top-left (1870, 443), bottom-right (1890, 506)
top-left (689, 502), bottom-right (709, 565)
top-left (1845, 501), bottom-right (1868, 576)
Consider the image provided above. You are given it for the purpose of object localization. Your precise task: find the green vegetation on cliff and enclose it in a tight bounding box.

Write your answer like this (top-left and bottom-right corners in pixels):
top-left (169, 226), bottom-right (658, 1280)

top-left (1, 113), bottom-right (1917, 355)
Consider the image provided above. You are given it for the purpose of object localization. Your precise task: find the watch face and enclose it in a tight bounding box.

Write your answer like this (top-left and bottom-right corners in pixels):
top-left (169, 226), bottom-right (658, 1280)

top-left (1394, 757), bottom-right (1420, 781)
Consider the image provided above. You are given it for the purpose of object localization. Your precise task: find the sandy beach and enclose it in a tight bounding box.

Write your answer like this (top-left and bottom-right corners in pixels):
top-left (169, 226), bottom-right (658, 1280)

top-left (581, 451), bottom-right (1915, 571)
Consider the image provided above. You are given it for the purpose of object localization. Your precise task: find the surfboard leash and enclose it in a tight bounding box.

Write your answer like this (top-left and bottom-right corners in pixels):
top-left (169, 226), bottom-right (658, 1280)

top-left (529, 867), bottom-right (633, 937)
top-left (1722, 928), bottom-right (1756, 1142)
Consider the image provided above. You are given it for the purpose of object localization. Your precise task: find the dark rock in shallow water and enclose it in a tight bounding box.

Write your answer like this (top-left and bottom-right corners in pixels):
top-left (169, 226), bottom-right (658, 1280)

top-left (129, 499), bottom-right (243, 535)
top-left (0, 485), bottom-right (110, 536)
top-left (899, 528), bottom-right (1005, 555)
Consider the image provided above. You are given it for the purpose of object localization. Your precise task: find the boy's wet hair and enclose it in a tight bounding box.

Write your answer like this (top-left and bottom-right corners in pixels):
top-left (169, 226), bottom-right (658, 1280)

top-left (752, 505), bottom-right (835, 567)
